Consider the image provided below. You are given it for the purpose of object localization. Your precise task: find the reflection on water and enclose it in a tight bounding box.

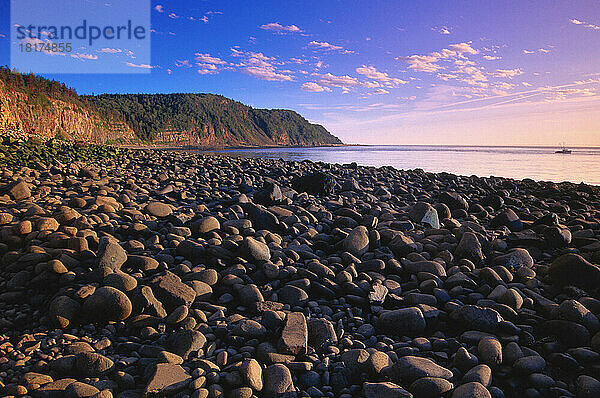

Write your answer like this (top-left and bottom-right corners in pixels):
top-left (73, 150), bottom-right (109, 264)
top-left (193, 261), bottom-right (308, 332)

top-left (200, 145), bottom-right (600, 185)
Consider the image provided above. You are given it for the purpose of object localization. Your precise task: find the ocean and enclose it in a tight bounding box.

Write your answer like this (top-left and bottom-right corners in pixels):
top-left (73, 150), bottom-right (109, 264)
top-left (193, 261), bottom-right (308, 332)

top-left (203, 145), bottom-right (600, 186)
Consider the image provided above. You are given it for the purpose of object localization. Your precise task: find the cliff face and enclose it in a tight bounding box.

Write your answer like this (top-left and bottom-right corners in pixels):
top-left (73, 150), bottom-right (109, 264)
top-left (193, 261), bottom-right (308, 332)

top-left (0, 68), bottom-right (343, 147)
top-left (0, 81), bottom-right (136, 143)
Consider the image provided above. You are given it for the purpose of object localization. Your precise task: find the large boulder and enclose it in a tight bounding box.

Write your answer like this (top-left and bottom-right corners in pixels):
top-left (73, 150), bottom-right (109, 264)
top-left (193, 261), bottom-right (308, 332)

top-left (97, 237), bottom-right (127, 272)
top-left (549, 254), bottom-right (600, 289)
top-left (278, 312), bottom-right (308, 355)
top-left (144, 363), bottom-right (191, 397)
top-left (490, 209), bottom-right (522, 232)
top-left (149, 271), bottom-right (196, 311)
top-left (378, 307), bottom-right (426, 336)
top-left (455, 232), bottom-right (484, 265)
top-left (341, 226), bottom-right (370, 256)
top-left (439, 192), bottom-right (468, 211)
top-left (83, 286), bottom-right (132, 323)
top-left (49, 296), bottom-right (80, 328)
top-left (408, 202), bottom-right (440, 229)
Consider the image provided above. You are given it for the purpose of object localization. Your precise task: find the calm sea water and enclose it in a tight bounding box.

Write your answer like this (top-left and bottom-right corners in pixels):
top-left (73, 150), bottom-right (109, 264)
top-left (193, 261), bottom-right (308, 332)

top-left (203, 145), bottom-right (600, 186)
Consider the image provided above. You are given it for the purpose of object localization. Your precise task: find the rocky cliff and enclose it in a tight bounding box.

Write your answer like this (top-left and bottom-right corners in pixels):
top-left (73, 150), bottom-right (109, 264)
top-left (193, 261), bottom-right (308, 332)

top-left (0, 68), bottom-right (342, 147)
top-left (0, 80), bottom-right (137, 144)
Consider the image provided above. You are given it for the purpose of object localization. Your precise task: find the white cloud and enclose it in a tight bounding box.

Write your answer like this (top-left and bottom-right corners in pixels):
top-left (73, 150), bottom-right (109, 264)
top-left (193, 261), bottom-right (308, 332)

top-left (570, 18), bottom-right (600, 30)
top-left (438, 73), bottom-right (458, 81)
top-left (260, 22), bottom-right (301, 33)
top-left (99, 48), bottom-right (122, 54)
top-left (198, 66), bottom-right (218, 75)
top-left (483, 55), bottom-right (501, 60)
top-left (175, 59), bottom-right (191, 67)
top-left (447, 42), bottom-right (478, 55)
top-left (493, 68), bottom-right (524, 78)
top-left (432, 26), bottom-right (451, 35)
top-left (398, 42), bottom-right (478, 72)
top-left (231, 48), bottom-right (294, 81)
top-left (308, 41), bottom-right (354, 54)
top-left (154, 5), bottom-right (164, 12)
top-left (301, 82), bottom-right (331, 92)
top-left (168, 13), bottom-right (179, 19)
top-left (316, 72), bottom-right (361, 88)
top-left (195, 53), bottom-right (227, 65)
top-left (355, 65), bottom-right (407, 87)
top-left (71, 53), bottom-right (98, 60)
top-left (125, 62), bottom-right (154, 69)
top-left (373, 88), bottom-right (390, 95)
top-left (400, 55), bottom-right (443, 72)
top-left (523, 49), bottom-right (535, 54)
top-left (244, 66), bottom-right (293, 81)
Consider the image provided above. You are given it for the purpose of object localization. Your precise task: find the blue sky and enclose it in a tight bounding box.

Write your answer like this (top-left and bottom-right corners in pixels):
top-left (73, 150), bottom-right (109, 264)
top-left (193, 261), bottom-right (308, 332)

top-left (1, 0), bottom-right (600, 145)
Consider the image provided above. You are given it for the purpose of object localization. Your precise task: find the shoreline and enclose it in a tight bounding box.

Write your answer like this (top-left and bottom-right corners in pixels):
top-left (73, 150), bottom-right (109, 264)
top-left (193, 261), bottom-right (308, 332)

top-left (1, 147), bottom-right (600, 397)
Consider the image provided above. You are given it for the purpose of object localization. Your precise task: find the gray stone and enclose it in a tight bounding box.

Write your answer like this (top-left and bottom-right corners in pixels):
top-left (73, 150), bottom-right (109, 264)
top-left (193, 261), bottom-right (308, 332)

top-left (363, 382), bottom-right (412, 398)
top-left (378, 307), bottom-right (426, 336)
top-left (97, 237), bottom-right (127, 272)
top-left (341, 226), bottom-right (370, 256)
top-left (451, 382), bottom-right (491, 398)
top-left (241, 237), bottom-right (271, 261)
top-left (144, 363), bottom-right (191, 397)
top-left (279, 312), bottom-right (308, 355)
top-left (263, 364), bottom-right (294, 397)
top-left (83, 286), bottom-right (132, 322)
top-left (390, 355), bottom-right (453, 383)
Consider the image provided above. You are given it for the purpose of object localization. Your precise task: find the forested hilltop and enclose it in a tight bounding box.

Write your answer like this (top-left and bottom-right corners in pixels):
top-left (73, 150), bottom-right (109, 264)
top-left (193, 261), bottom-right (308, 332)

top-left (0, 67), bottom-right (342, 147)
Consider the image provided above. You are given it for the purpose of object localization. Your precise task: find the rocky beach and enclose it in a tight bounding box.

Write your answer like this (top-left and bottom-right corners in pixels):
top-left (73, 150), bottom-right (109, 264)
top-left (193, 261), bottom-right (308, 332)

top-left (2, 144), bottom-right (600, 398)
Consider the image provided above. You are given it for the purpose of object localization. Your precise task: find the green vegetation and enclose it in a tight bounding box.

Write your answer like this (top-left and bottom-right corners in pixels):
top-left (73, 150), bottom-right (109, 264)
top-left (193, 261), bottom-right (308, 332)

top-left (0, 66), bottom-right (343, 146)
top-left (0, 135), bottom-right (129, 169)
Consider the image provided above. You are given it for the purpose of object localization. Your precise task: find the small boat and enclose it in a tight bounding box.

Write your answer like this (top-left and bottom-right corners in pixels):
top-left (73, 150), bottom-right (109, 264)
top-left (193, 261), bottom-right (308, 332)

top-left (555, 142), bottom-right (572, 154)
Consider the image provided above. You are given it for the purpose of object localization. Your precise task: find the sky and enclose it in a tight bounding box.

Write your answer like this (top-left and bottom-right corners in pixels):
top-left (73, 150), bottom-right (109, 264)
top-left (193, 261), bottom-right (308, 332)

top-left (1, 0), bottom-right (600, 146)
